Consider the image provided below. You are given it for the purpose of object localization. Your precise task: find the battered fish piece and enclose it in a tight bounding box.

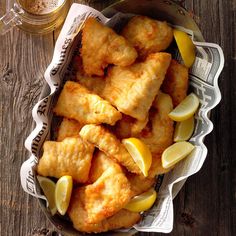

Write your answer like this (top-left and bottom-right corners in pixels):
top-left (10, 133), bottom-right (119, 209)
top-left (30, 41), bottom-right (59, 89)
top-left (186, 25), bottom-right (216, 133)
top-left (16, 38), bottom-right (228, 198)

top-left (81, 18), bottom-right (137, 76)
top-left (102, 53), bottom-right (171, 121)
top-left (127, 155), bottom-right (171, 197)
top-left (127, 173), bottom-right (155, 197)
top-left (67, 151), bottom-right (139, 232)
top-left (68, 161), bottom-right (132, 225)
top-left (76, 71), bottom-right (106, 95)
top-left (148, 154), bottom-right (172, 178)
top-left (122, 15), bottom-right (173, 58)
top-left (131, 116), bottom-right (149, 135)
top-left (54, 81), bottom-right (121, 125)
top-left (75, 56), bottom-right (106, 95)
top-left (115, 115), bottom-right (148, 139)
top-left (138, 92), bottom-right (174, 155)
top-left (37, 137), bottom-right (94, 183)
top-left (89, 151), bottom-right (118, 183)
top-left (68, 189), bottom-right (140, 234)
top-left (88, 152), bottom-right (158, 202)
top-left (162, 59), bottom-right (189, 107)
top-left (114, 116), bottom-right (135, 139)
top-left (99, 209), bottom-right (140, 232)
top-left (80, 124), bottom-right (141, 174)
top-left (57, 118), bottom-right (83, 141)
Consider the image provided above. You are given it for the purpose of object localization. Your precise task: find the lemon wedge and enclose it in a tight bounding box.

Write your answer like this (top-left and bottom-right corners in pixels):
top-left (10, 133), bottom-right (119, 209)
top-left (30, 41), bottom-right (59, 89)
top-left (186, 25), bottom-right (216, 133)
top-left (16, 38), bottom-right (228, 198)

top-left (55, 175), bottom-right (73, 215)
top-left (174, 116), bottom-right (195, 142)
top-left (122, 138), bottom-right (152, 177)
top-left (37, 176), bottom-right (57, 215)
top-left (162, 141), bottom-right (195, 169)
top-left (168, 93), bottom-right (199, 122)
top-left (173, 29), bottom-right (196, 68)
top-left (124, 188), bottom-right (157, 212)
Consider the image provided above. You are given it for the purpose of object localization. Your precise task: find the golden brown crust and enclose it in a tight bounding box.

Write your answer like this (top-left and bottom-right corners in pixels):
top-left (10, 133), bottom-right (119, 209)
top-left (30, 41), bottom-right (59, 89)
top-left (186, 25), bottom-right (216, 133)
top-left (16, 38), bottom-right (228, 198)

top-left (68, 161), bottom-right (132, 229)
top-left (57, 118), bottom-right (83, 141)
top-left (81, 18), bottom-right (137, 76)
top-left (76, 71), bottom-right (106, 96)
top-left (162, 59), bottom-right (189, 107)
top-left (138, 92), bottom-right (174, 155)
top-left (122, 16), bottom-right (173, 58)
top-left (114, 115), bottom-right (149, 139)
top-left (127, 155), bottom-right (171, 197)
top-left (53, 81), bottom-right (122, 125)
top-left (80, 124), bottom-right (142, 174)
top-left (148, 154), bottom-right (172, 178)
top-left (102, 52), bottom-right (172, 121)
top-left (37, 137), bottom-right (94, 183)
top-left (88, 151), bottom-right (118, 183)
top-left (127, 173), bottom-right (155, 197)
top-left (68, 195), bottom-right (140, 234)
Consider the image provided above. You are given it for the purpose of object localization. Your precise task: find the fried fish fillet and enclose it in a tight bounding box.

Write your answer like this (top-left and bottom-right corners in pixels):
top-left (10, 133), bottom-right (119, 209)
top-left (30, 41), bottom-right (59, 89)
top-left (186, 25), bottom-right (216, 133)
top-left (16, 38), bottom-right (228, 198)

top-left (127, 153), bottom-right (172, 197)
top-left (76, 71), bottom-right (106, 95)
top-left (81, 18), bottom-right (137, 76)
top-left (98, 209), bottom-right (140, 232)
top-left (127, 173), bottom-right (155, 197)
top-left (162, 59), bottom-right (189, 107)
top-left (67, 151), bottom-right (139, 232)
top-left (68, 189), bottom-right (140, 234)
top-left (148, 154), bottom-right (172, 178)
top-left (53, 81), bottom-right (121, 125)
top-left (102, 53), bottom-right (171, 121)
top-left (37, 137), bottom-right (94, 183)
top-left (138, 92), bottom-right (174, 155)
top-left (75, 56), bottom-right (106, 95)
top-left (131, 116), bottom-right (149, 136)
top-left (57, 118), bottom-right (83, 141)
top-left (68, 160), bottom-right (132, 225)
top-left (88, 152), bottom-right (159, 210)
top-left (89, 151), bottom-right (118, 183)
top-left (79, 124), bottom-right (141, 174)
top-left (85, 169), bottom-right (131, 224)
top-left (122, 15), bottom-right (173, 58)
top-left (115, 115), bottom-right (148, 139)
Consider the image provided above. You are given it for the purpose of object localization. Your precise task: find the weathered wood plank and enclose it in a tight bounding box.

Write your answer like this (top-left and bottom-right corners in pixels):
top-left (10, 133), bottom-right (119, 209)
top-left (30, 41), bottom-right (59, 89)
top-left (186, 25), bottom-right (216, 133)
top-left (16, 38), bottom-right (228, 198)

top-left (0, 1), bottom-right (55, 235)
top-left (161, 0), bottom-right (235, 236)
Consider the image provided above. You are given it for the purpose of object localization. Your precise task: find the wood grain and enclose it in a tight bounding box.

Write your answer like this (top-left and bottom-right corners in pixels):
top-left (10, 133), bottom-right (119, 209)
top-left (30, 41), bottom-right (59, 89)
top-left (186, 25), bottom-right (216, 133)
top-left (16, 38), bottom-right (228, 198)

top-left (0, 0), bottom-right (235, 235)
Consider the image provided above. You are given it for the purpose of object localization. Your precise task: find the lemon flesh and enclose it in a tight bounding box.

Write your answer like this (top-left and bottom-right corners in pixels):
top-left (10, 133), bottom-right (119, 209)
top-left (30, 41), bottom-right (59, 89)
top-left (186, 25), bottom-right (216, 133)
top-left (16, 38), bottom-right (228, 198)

top-left (162, 141), bottom-right (195, 169)
top-left (174, 116), bottom-right (195, 142)
top-left (173, 29), bottom-right (196, 68)
top-left (124, 188), bottom-right (157, 212)
top-left (168, 93), bottom-right (199, 122)
top-left (37, 176), bottom-right (57, 215)
top-left (55, 175), bottom-right (73, 215)
top-left (122, 138), bottom-right (152, 177)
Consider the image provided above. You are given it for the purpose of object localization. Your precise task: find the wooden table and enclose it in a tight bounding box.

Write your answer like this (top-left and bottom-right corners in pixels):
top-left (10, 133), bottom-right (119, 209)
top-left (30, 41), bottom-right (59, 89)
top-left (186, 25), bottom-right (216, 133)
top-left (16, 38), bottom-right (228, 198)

top-left (0, 0), bottom-right (235, 235)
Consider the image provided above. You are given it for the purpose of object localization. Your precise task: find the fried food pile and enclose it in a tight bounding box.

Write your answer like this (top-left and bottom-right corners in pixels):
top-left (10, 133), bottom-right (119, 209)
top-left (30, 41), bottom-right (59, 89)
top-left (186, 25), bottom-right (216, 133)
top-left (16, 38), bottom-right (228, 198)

top-left (37, 16), bottom-right (189, 233)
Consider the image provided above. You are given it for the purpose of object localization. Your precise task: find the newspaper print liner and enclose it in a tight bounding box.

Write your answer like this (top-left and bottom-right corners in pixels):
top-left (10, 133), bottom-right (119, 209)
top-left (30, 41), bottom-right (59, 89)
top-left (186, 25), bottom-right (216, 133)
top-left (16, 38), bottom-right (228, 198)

top-left (20, 3), bottom-right (224, 234)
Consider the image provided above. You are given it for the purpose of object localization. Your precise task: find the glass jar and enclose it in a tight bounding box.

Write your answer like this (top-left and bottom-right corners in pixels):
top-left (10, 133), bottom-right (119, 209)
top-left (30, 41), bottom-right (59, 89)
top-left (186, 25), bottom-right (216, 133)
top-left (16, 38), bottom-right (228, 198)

top-left (0, 0), bottom-right (71, 35)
